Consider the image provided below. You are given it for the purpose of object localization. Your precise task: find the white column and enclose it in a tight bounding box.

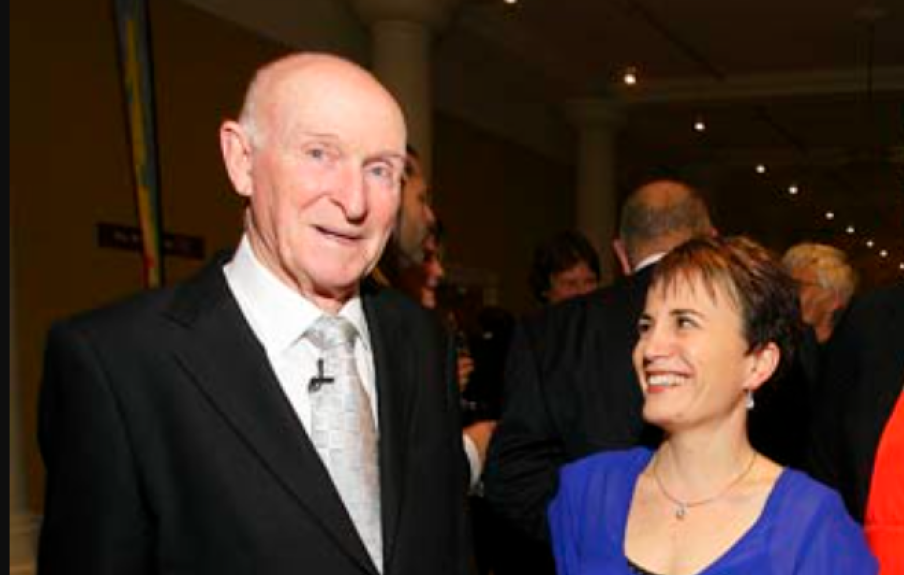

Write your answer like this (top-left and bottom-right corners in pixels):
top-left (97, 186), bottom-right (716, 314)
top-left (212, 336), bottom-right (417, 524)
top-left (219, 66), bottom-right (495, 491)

top-left (351, 0), bottom-right (461, 178)
top-left (10, 231), bottom-right (37, 575)
top-left (565, 99), bottom-right (623, 284)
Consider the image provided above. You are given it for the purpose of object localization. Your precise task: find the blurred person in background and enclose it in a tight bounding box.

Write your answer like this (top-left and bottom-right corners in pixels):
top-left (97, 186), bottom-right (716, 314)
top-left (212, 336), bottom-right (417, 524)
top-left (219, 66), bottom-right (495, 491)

top-left (529, 230), bottom-right (601, 306)
top-left (782, 241), bottom-right (857, 344)
top-left (810, 281), bottom-right (904, 575)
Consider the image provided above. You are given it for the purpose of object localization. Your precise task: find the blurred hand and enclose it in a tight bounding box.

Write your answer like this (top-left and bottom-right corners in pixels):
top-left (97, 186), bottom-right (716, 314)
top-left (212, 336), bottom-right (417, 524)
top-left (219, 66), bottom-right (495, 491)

top-left (457, 355), bottom-right (475, 392)
top-left (463, 420), bottom-right (497, 467)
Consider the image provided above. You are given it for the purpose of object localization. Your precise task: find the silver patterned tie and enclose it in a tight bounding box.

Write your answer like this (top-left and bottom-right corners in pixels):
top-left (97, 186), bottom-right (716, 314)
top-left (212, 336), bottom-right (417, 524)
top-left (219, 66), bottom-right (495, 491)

top-left (306, 315), bottom-right (383, 572)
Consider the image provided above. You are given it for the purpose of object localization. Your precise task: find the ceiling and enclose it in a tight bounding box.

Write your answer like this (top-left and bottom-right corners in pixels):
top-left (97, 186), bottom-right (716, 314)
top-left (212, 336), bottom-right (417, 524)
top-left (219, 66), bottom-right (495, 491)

top-left (454, 0), bottom-right (903, 285)
top-left (184, 0), bottom-right (904, 285)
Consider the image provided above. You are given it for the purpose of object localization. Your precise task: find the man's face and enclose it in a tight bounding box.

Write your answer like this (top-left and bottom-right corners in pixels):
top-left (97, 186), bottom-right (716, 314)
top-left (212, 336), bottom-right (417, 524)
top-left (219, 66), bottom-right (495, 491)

top-left (223, 57), bottom-right (407, 311)
top-left (419, 234), bottom-right (445, 309)
top-left (789, 266), bottom-right (840, 339)
top-left (394, 154), bottom-right (436, 265)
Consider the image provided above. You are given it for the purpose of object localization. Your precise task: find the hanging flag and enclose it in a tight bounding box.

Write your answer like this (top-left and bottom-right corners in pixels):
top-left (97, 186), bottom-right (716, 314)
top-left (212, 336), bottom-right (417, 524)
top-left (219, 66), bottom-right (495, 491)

top-left (112, 0), bottom-right (164, 287)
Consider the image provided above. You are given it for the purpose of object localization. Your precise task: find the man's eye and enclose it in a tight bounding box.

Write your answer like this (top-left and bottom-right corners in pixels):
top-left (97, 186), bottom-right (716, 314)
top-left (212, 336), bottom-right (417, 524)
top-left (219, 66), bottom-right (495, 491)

top-left (367, 163), bottom-right (398, 184)
top-left (637, 319), bottom-right (651, 334)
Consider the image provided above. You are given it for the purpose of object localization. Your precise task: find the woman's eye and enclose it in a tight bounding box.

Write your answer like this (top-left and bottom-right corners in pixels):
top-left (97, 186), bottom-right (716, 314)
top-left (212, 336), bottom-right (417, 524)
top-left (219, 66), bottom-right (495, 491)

top-left (677, 316), bottom-right (696, 329)
top-left (637, 319), bottom-right (651, 335)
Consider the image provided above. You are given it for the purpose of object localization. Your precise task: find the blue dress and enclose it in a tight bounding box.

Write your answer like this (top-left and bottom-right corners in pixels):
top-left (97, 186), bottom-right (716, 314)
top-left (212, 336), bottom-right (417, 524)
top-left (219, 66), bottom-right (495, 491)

top-left (548, 448), bottom-right (877, 575)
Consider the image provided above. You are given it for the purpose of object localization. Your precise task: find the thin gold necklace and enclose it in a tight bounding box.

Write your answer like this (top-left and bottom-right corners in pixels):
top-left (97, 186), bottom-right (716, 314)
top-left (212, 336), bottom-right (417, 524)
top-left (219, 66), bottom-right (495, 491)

top-left (652, 450), bottom-right (758, 520)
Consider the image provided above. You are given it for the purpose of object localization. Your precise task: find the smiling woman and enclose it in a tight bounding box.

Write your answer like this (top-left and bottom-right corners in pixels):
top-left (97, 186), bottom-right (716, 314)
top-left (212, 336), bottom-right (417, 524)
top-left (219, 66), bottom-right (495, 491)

top-left (548, 235), bottom-right (878, 575)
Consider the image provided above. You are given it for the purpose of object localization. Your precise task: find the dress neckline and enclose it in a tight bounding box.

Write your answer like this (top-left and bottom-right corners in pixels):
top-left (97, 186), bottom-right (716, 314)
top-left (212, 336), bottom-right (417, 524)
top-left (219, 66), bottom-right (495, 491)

top-left (622, 448), bottom-right (789, 575)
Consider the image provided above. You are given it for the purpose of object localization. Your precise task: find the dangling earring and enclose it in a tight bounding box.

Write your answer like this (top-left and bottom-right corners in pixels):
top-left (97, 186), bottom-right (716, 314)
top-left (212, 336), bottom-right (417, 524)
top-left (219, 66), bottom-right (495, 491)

top-left (745, 389), bottom-right (755, 410)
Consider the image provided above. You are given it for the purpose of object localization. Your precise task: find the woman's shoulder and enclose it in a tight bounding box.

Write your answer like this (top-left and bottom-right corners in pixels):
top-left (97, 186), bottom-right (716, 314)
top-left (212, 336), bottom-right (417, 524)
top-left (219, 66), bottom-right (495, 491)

top-left (765, 468), bottom-right (864, 542)
top-left (773, 467), bottom-right (847, 512)
top-left (768, 469), bottom-right (878, 573)
top-left (560, 447), bottom-right (652, 485)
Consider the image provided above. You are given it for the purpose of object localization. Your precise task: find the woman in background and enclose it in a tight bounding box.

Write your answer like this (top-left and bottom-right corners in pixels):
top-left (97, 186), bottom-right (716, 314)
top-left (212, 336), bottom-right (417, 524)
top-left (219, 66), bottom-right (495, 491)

top-left (549, 236), bottom-right (876, 574)
top-left (528, 230), bottom-right (601, 305)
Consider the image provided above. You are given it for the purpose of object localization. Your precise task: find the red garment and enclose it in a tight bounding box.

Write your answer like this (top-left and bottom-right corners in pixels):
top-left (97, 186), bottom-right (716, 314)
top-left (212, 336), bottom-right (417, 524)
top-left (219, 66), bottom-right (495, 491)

top-left (866, 387), bottom-right (904, 575)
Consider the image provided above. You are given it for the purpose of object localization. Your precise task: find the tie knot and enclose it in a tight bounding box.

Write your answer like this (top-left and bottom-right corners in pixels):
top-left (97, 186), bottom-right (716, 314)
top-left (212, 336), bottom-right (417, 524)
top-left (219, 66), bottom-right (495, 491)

top-left (307, 314), bottom-right (357, 352)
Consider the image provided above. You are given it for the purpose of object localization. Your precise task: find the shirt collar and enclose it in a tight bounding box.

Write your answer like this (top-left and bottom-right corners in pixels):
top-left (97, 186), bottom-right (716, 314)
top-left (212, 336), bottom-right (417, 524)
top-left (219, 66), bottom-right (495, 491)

top-left (224, 235), bottom-right (371, 354)
top-left (633, 251), bottom-right (667, 273)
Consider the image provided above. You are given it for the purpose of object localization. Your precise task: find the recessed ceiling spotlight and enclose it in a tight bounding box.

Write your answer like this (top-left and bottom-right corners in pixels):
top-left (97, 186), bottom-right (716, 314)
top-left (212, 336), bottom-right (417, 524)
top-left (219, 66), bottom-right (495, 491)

top-left (503, 0), bottom-right (518, 4)
top-left (846, 225), bottom-right (856, 234)
top-left (756, 164), bottom-right (767, 174)
top-left (693, 118), bottom-right (706, 132)
top-left (825, 211), bottom-right (835, 220)
top-left (867, 239), bottom-right (875, 248)
top-left (880, 249), bottom-right (889, 258)
top-left (788, 185), bottom-right (799, 195)
top-left (899, 262), bottom-right (904, 271)
top-left (623, 66), bottom-right (638, 86)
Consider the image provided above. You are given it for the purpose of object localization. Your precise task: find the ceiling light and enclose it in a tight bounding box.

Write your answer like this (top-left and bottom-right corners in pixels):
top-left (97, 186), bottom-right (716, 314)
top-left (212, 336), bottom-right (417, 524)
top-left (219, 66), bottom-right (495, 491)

top-left (899, 262), bottom-right (904, 271)
top-left (788, 185), bottom-right (799, 195)
top-left (846, 225), bottom-right (856, 234)
top-left (880, 249), bottom-right (889, 258)
top-left (693, 118), bottom-right (706, 132)
top-left (623, 67), bottom-right (638, 85)
top-left (503, 0), bottom-right (517, 4)
top-left (866, 239), bottom-right (875, 248)
top-left (756, 164), bottom-right (767, 174)
top-left (825, 211), bottom-right (835, 220)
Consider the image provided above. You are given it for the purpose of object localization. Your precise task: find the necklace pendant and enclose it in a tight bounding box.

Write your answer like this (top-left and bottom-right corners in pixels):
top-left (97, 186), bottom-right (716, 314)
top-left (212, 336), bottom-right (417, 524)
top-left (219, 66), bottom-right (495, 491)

top-left (675, 504), bottom-right (687, 520)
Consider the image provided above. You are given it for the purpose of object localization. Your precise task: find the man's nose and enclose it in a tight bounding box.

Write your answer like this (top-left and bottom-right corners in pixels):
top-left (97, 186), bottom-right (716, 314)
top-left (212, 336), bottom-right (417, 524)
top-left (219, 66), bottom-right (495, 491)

top-left (335, 164), bottom-right (368, 221)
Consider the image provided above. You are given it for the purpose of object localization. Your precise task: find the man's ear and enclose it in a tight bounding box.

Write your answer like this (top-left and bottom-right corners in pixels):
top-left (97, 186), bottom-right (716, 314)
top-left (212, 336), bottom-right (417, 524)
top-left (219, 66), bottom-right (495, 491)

top-left (746, 341), bottom-right (780, 392)
top-left (613, 239), bottom-right (632, 275)
top-left (220, 120), bottom-right (254, 198)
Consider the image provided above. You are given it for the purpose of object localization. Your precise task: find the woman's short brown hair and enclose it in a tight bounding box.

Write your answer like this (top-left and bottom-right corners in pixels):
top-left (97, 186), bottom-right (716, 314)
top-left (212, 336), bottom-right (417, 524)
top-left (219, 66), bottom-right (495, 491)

top-left (650, 235), bottom-right (804, 381)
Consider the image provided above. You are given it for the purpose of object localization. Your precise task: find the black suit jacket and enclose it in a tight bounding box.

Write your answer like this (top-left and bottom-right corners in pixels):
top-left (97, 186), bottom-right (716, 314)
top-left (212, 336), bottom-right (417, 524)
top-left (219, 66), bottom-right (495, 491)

top-left (809, 281), bottom-right (904, 522)
top-left (38, 255), bottom-right (473, 575)
top-left (483, 267), bottom-right (658, 546)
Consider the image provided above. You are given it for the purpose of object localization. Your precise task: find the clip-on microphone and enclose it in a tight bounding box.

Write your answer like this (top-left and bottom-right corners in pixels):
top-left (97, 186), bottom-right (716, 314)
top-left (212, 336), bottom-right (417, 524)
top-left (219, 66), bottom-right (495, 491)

top-left (308, 358), bottom-right (334, 392)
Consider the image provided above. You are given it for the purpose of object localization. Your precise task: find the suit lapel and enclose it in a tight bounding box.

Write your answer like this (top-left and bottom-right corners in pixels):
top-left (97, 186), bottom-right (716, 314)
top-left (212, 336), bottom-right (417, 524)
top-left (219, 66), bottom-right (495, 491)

top-left (164, 257), bottom-right (377, 573)
top-left (363, 289), bottom-right (413, 570)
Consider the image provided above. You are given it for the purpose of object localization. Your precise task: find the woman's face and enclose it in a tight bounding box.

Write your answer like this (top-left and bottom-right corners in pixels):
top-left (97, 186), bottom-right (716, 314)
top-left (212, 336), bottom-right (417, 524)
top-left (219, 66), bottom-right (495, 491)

top-left (547, 261), bottom-right (598, 304)
top-left (633, 274), bottom-right (761, 433)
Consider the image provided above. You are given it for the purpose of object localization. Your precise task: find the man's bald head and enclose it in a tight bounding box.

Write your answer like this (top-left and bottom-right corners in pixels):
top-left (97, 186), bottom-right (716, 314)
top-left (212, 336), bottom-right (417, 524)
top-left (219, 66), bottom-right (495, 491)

top-left (616, 179), bottom-right (714, 272)
top-left (237, 53), bottom-right (405, 150)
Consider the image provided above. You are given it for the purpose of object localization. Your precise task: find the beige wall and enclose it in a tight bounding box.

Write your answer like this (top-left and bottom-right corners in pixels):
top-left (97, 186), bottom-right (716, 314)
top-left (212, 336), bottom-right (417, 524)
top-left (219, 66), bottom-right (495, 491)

top-left (434, 115), bottom-right (574, 313)
top-left (11, 0), bottom-right (572, 513)
top-left (11, 0), bottom-right (290, 512)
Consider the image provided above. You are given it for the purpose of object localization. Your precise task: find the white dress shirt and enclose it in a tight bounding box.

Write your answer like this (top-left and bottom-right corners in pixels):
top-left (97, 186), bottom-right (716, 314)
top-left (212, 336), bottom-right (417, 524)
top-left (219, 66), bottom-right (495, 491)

top-left (223, 236), bottom-right (379, 432)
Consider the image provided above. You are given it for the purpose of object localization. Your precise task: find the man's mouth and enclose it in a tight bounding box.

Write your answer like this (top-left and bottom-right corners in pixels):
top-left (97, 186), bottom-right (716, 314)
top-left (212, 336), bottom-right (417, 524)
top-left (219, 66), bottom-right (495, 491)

top-left (316, 225), bottom-right (360, 243)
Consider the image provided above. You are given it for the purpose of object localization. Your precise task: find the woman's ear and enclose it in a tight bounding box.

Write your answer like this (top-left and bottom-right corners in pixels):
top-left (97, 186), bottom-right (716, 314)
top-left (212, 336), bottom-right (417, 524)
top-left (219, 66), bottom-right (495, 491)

top-left (745, 341), bottom-right (780, 392)
top-left (220, 120), bottom-right (254, 198)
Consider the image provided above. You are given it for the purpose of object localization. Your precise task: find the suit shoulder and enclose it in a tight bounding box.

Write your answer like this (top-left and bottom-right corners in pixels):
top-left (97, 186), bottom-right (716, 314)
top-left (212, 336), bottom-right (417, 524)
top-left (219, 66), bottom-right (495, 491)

top-left (366, 286), bottom-right (449, 337)
top-left (520, 274), bottom-right (644, 341)
top-left (55, 285), bottom-right (175, 336)
top-left (849, 282), bottom-right (904, 319)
